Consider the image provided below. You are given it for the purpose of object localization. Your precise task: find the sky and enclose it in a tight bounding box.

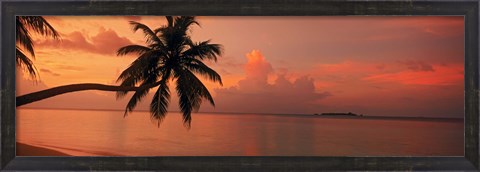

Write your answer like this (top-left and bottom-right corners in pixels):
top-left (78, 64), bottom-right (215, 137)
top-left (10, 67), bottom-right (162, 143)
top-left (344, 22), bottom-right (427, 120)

top-left (16, 16), bottom-right (465, 118)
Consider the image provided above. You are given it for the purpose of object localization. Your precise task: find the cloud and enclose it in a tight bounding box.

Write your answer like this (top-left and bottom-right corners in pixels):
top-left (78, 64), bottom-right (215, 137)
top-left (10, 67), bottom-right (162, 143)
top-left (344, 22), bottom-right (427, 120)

top-left (210, 50), bottom-right (331, 114)
top-left (315, 60), bottom-right (379, 74)
top-left (54, 64), bottom-right (85, 71)
top-left (301, 59), bottom-right (463, 118)
top-left (36, 27), bottom-right (133, 55)
top-left (398, 60), bottom-right (435, 72)
top-left (90, 28), bottom-right (134, 54)
top-left (237, 50), bottom-right (273, 92)
top-left (39, 68), bottom-right (60, 76)
top-left (363, 64), bottom-right (462, 86)
top-left (123, 16), bottom-right (142, 21)
top-left (308, 60), bottom-right (383, 89)
top-left (310, 60), bottom-right (454, 89)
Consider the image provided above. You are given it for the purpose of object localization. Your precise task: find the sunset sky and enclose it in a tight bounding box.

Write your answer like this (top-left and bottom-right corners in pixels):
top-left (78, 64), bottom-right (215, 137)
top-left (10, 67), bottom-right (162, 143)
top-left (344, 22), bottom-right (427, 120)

top-left (16, 16), bottom-right (465, 118)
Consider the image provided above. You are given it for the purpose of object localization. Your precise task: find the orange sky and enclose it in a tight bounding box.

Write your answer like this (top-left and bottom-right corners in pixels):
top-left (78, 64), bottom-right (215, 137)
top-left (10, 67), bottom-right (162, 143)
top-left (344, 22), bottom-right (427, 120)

top-left (17, 16), bottom-right (465, 118)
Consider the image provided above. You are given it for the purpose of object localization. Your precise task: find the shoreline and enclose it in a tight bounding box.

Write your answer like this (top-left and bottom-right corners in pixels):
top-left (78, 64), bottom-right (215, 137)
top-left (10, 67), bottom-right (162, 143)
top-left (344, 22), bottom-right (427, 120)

top-left (17, 142), bottom-right (71, 156)
top-left (16, 142), bottom-right (122, 156)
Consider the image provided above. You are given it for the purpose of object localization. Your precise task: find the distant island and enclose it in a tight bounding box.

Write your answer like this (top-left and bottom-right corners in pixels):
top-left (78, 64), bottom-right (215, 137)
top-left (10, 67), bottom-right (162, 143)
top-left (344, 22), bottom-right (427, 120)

top-left (314, 112), bottom-right (364, 117)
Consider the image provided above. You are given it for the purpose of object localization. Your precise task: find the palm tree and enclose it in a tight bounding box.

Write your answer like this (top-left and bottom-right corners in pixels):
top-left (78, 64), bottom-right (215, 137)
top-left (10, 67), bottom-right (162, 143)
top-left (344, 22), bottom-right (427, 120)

top-left (16, 16), bottom-right (60, 78)
top-left (15, 16), bottom-right (159, 106)
top-left (116, 16), bottom-right (223, 128)
top-left (16, 16), bottom-right (223, 128)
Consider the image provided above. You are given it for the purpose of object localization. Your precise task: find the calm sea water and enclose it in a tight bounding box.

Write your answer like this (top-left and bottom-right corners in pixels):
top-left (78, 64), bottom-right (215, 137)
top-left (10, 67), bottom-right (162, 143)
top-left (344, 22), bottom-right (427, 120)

top-left (16, 108), bottom-right (463, 156)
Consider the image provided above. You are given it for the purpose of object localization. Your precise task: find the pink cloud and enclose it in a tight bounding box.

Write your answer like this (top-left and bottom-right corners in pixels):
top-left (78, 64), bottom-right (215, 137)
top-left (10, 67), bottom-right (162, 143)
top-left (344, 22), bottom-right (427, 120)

top-left (310, 60), bottom-right (460, 89)
top-left (36, 27), bottom-right (133, 55)
top-left (308, 60), bottom-right (384, 89)
top-left (363, 64), bottom-right (463, 86)
top-left (315, 60), bottom-right (379, 74)
top-left (39, 68), bottom-right (61, 77)
top-left (123, 16), bottom-right (142, 21)
top-left (237, 50), bottom-right (274, 92)
top-left (210, 50), bottom-right (331, 114)
top-left (398, 60), bottom-right (435, 72)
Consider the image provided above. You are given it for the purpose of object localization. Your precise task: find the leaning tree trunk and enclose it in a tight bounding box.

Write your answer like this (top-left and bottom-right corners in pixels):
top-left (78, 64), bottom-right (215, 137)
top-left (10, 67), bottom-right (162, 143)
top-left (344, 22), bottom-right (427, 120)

top-left (16, 82), bottom-right (161, 106)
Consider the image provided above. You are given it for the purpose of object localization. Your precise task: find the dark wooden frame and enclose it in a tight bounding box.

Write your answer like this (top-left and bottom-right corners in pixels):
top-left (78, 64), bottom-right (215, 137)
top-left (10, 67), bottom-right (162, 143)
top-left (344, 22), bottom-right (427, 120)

top-left (1, 0), bottom-right (479, 171)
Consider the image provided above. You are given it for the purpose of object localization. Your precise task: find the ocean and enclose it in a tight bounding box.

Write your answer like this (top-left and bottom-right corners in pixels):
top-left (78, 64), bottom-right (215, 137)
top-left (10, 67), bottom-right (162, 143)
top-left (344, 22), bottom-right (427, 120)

top-left (16, 108), bottom-right (464, 156)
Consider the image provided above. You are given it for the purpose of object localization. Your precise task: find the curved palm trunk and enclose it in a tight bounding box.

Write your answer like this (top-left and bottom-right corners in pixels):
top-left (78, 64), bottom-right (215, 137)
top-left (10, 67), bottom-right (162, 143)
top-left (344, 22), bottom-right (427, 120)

top-left (16, 82), bottom-right (161, 107)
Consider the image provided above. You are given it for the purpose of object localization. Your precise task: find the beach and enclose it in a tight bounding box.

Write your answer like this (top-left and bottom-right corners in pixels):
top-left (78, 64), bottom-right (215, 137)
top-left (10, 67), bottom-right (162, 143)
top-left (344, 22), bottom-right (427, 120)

top-left (17, 142), bottom-right (123, 156)
top-left (17, 142), bottom-right (70, 156)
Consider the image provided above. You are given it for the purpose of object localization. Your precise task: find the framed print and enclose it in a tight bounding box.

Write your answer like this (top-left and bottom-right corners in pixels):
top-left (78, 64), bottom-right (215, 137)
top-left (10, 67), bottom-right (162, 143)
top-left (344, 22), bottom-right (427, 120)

top-left (1, 0), bottom-right (479, 171)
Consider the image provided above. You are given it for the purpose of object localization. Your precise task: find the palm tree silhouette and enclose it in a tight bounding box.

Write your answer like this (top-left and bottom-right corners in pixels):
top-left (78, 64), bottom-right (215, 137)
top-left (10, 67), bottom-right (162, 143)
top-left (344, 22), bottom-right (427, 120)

top-left (15, 17), bottom-right (156, 106)
top-left (16, 16), bottom-right (223, 128)
top-left (16, 16), bottom-right (60, 78)
top-left (117, 16), bottom-right (223, 127)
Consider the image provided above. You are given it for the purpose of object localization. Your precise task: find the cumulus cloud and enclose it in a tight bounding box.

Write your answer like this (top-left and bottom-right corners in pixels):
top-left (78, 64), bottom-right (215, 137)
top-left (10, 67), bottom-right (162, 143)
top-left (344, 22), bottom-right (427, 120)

top-left (210, 50), bottom-right (331, 114)
top-left (237, 50), bottom-right (273, 92)
top-left (36, 27), bottom-right (133, 55)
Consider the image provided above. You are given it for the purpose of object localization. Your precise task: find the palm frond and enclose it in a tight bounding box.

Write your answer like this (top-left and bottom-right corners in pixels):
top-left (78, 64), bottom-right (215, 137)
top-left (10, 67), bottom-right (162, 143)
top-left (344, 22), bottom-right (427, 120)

top-left (166, 16), bottom-right (174, 28)
top-left (183, 69), bottom-right (215, 106)
top-left (116, 61), bottom-right (145, 87)
top-left (117, 45), bottom-right (151, 56)
top-left (116, 67), bottom-right (163, 99)
top-left (19, 16), bottom-right (60, 39)
top-left (16, 48), bottom-right (38, 78)
top-left (123, 85), bottom-right (151, 117)
top-left (150, 79), bottom-right (170, 126)
top-left (162, 28), bottom-right (187, 52)
top-left (152, 26), bottom-right (173, 50)
top-left (183, 58), bottom-right (222, 85)
top-left (158, 16), bottom-right (199, 51)
top-left (16, 19), bottom-right (35, 57)
top-left (16, 16), bottom-right (59, 79)
top-left (174, 69), bottom-right (193, 128)
top-left (153, 26), bottom-right (167, 35)
top-left (115, 76), bottom-right (138, 99)
top-left (122, 66), bottom-right (164, 116)
top-left (129, 21), bottom-right (163, 45)
top-left (175, 77), bottom-right (194, 128)
top-left (174, 16), bottom-right (200, 32)
top-left (116, 51), bottom-right (164, 98)
top-left (174, 67), bottom-right (215, 128)
top-left (116, 50), bottom-right (162, 82)
top-left (183, 40), bottom-right (223, 62)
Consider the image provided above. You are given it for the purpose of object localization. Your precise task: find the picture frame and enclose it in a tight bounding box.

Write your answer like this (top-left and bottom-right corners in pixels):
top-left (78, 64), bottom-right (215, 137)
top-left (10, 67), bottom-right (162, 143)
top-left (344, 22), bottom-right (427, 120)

top-left (1, 0), bottom-right (479, 171)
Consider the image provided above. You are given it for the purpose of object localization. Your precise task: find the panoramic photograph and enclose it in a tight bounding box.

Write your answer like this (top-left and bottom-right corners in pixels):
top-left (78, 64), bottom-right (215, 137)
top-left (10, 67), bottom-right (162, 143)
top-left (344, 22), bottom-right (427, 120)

top-left (16, 16), bottom-right (464, 156)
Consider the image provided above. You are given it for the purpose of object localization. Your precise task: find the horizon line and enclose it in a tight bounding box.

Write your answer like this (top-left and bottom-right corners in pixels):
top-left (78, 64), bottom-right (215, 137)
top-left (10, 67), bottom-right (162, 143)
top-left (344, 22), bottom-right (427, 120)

top-left (16, 106), bottom-right (464, 120)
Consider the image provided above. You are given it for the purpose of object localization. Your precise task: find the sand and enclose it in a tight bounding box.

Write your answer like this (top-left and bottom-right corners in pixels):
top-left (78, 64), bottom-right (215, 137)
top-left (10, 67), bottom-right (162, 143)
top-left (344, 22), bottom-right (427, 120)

top-left (16, 142), bottom-right (123, 156)
top-left (16, 142), bottom-right (71, 156)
